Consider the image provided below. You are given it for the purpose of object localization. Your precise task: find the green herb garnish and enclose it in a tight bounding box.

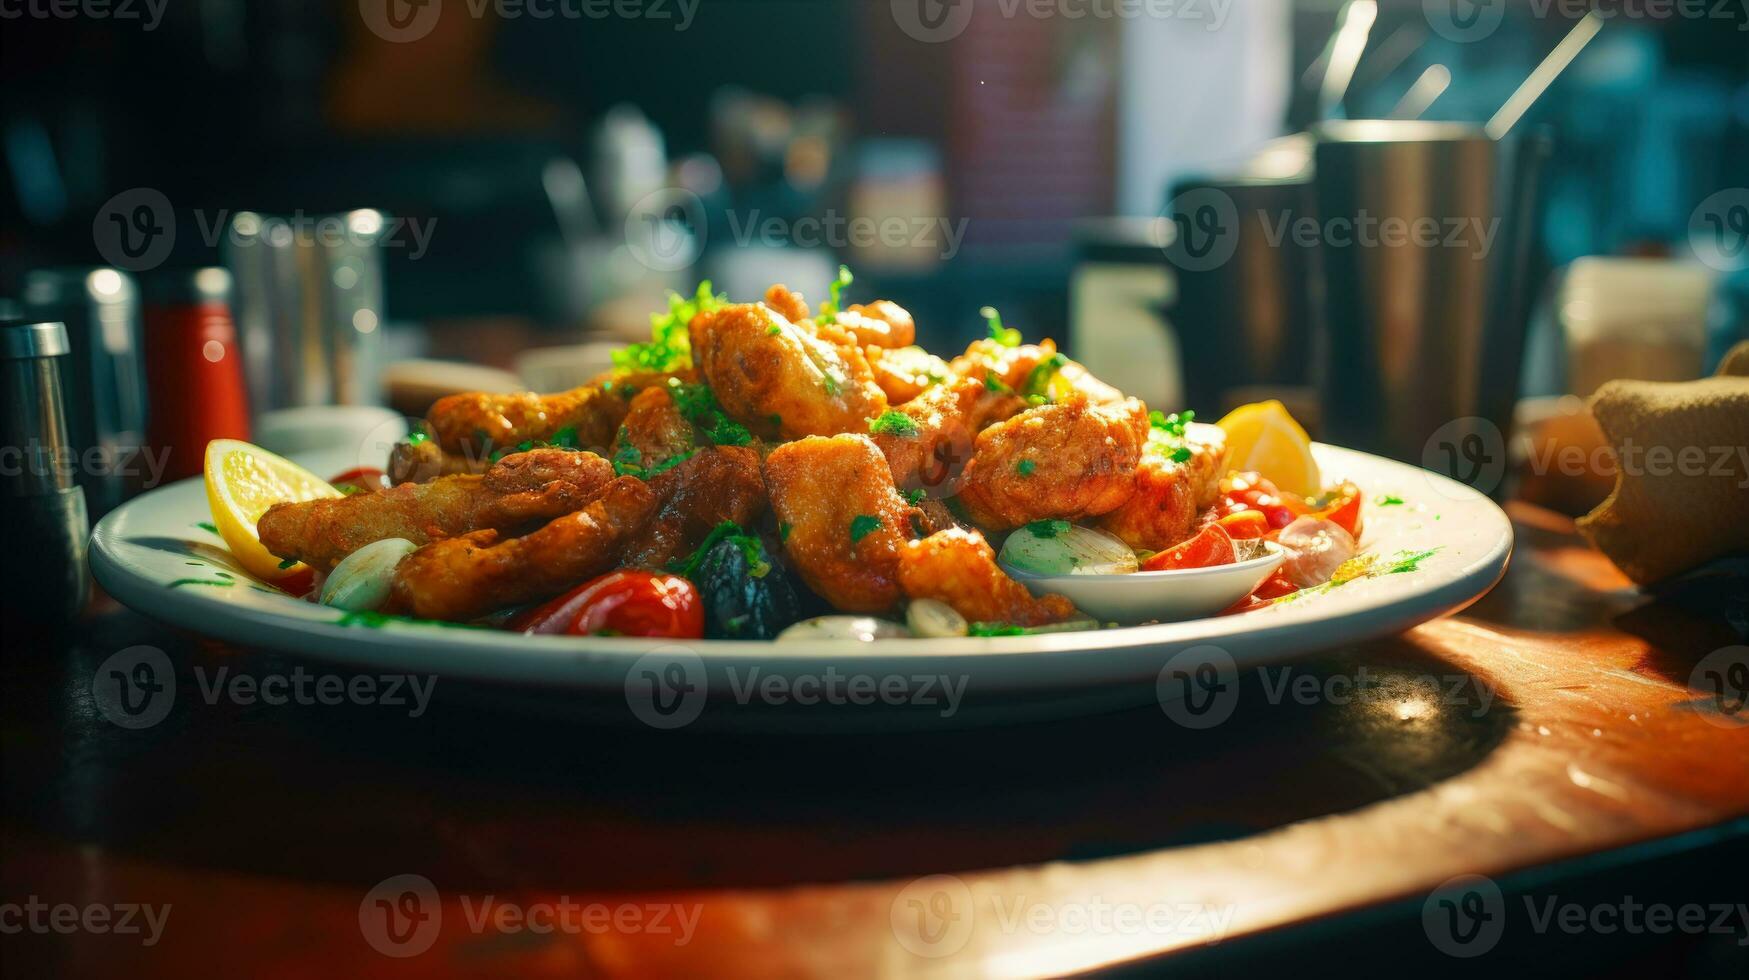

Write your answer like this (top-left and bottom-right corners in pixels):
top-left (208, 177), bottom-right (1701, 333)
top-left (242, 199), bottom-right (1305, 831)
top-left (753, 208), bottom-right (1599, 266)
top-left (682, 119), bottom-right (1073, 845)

top-left (1377, 494), bottom-right (1405, 507)
top-left (277, 558), bottom-right (297, 570)
top-left (850, 515), bottom-right (883, 544)
top-left (1025, 519), bottom-right (1070, 539)
top-left (902, 488), bottom-right (928, 505)
top-left (1016, 460), bottom-right (1037, 476)
top-left (982, 306), bottom-right (1021, 347)
top-left (667, 379), bottom-right (752, 447)
top-left (612, 280), bottom-right (723, 373)
top-left (669, 521), bottom-right (771, 580)
top-left (1020, 353), bottom-right (1067, 405)
top-left (405, 430), bottom-right (429, 446)
top-left (869, 410), bottom-right (920, 438)
top-left (969, 622), bottom-right (1029, 637)
top-left (819, 265), bottom-right (855, 323)
top-left (1148, 410), bottom-right (1195, 438)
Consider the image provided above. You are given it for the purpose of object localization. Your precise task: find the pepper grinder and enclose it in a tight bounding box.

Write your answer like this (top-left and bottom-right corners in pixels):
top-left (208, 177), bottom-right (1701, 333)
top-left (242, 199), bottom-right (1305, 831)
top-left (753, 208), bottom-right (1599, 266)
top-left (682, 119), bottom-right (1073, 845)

top-left (1, 320), bottom-right (91, 627)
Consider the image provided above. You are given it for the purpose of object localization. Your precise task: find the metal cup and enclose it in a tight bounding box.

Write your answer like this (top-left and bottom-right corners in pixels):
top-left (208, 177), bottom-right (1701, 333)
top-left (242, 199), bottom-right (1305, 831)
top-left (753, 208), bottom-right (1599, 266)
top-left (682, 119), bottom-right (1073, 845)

top-left (1312, 121), bottom-right (1550, 487)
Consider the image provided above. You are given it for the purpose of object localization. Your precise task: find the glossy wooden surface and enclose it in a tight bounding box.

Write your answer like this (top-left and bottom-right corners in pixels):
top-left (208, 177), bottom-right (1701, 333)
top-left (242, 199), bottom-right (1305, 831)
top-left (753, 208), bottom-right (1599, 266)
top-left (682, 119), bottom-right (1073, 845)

top-left (3, 503), bottom-right (1746, 977)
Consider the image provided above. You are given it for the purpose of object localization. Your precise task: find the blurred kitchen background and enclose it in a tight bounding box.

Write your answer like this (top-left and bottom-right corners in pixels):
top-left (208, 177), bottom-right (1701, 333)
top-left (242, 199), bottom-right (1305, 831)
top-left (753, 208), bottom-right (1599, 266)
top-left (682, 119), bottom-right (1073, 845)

top-left (2, 0), bottom-right (1746, 515)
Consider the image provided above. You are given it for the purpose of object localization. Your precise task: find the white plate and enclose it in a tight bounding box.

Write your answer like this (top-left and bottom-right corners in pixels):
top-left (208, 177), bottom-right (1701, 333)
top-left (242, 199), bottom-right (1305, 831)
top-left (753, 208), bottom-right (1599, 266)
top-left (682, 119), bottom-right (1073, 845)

top-left (88, 444), bottom-right (1511, 728)
top-left (1006, 542), bottom-right (1287, 623)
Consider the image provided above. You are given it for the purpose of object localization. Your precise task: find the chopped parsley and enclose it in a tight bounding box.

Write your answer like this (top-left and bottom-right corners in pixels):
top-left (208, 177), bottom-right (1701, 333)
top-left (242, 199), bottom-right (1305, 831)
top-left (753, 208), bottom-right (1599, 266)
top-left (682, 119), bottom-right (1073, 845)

top-left (984, 374), bottom-right (1012, 395)
top-left (277, 558), bottom-right (298, 570)
top-left (902, 487), bottom-right (929, 505)
top-left (488, 424), bottom-right (586, 462)
top-left (779, 521), bottom-right (793, 542)
top-left (1020, 353), bottom-right (1068, 405)
top-left (849, 515), bottom-right (883, 544)
top-left (822, 371), bottom-right (843, 397)
top-left (612, 280), bottom-right (723, 374)
top-left (969, 622), bottom-right (1029, 637)
top-left (767, 325), bottom-right (783, 336)
top-left (982, 306), bottom-right (1021, 347)
top-left (1016, 459), bottom-right (1037, 476)
top-left (667, 379), bottom-right (752, 447)
top-left (1025, 519), bottom-right (1070, 539)
top-left (869, 410), bottom-right (920, 438)
top-left (613, 438), bottom-right (698, 480)
top-left (1377, 494), bottom-right (1405, 507)
top-left (1149, 410), bottom-right (1195, 437)
top-left (405, 430), bottom-right (429, 446)
top-left (669, 521), bottom-right (771, 580)
top-left (818, 265), bottom-right (855, 323)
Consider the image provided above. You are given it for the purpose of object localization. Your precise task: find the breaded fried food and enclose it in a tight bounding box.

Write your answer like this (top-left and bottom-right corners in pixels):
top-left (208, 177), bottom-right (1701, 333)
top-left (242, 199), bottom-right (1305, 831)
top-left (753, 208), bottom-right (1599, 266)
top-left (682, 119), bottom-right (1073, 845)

top-left (951, 338), bottom-right (1125, 407)
top-left (765, 434), bottom-right (923, 613)
top-left (621, 447), bottom-right (768, 569)
top-left (609, 386), bottom-right (696, 470)
top-left (425, 378), bottom-right (647, 456)
top-left (688, 302), bottom-right (888, 440)
top-left (899, 528), bottom-right (1076, 627)
top-left (833, 301), bottom-right (917, 350)
top-left (957, 395), bottom-right (1150, 531)
top-left (388, 477), bottom-right (657, 622)
top-left (1097, 422), bottom-right (1231, 551)
top-left (387, 435), bottom-right (490, 485)
top-left (258, 449), bottom-right (617, 572)
top-left (866, 345), bottom-right (951, 405)
top-left (871, 375), bottom-right (984, 493)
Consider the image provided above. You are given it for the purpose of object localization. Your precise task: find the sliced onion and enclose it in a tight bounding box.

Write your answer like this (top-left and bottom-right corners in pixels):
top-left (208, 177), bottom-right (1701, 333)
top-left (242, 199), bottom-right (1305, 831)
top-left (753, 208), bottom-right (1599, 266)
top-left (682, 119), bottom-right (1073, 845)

top-left (776, 617), bottom-right (911, 643)
top-left (319, 538), bottom-right (416, 611)
top-left (1277, 518), bottom-right (1358, 588)
top-left (998, 523), bottom-right (1138, 577)
top-left (906, 599), bottom-right (969, 638)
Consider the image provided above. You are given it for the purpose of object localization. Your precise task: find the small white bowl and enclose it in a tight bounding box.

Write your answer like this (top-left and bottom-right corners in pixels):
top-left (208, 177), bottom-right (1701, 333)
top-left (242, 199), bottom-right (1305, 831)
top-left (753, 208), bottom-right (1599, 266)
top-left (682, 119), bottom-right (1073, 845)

top-left (1005, 542), bottom-right (1286, 624)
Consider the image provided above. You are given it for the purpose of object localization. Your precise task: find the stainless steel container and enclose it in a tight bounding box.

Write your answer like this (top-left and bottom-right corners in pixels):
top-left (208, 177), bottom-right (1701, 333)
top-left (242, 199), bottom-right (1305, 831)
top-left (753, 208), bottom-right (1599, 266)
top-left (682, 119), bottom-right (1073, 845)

top-left (18, 268), bottom-right (146, 515)
top-left (222, 210), bottom-right (388, 412)
top-left (0, 320), bottom-right (91, 626)
top-left (1312, 121), bottom-right (1550, 484)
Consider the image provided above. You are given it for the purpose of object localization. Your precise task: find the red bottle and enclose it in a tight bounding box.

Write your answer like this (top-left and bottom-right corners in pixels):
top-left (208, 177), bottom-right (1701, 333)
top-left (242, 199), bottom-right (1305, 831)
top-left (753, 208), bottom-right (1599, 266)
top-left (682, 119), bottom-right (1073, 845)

top-left (142, 268), bottom-right (251, 482)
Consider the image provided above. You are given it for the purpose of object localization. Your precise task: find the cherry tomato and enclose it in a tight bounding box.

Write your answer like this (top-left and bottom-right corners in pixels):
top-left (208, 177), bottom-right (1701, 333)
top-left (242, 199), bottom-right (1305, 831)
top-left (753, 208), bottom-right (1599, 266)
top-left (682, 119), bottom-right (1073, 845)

top-left (329, 467), bottom-right (388, 495)
top-left (275, 566), bottom-right (317, 599)
top-left (513, 571), bottom-right (704, 639)
top-left (1220, 570), bottom-right (1301, 616)
top-left (1218, 472), bottom-right (1310, 531)
top-left (1307, 482), bottom-right (1364, 538)
top-left (1143, 524), bottom-right (1237, 572)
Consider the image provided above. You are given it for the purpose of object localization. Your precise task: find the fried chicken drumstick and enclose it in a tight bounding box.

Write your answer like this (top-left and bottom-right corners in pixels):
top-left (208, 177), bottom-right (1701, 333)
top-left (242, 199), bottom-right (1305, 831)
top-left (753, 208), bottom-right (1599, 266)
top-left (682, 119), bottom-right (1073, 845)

top-left (258, 449), bottom-right (615, 572)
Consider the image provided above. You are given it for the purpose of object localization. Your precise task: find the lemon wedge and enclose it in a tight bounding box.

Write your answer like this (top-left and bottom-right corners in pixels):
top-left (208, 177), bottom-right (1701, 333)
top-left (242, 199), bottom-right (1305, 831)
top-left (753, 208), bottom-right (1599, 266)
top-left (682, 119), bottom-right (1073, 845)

top-left (1215, 400), bottom-right (1321, 498)
top-left (203, 439), bottom-right (341, 581)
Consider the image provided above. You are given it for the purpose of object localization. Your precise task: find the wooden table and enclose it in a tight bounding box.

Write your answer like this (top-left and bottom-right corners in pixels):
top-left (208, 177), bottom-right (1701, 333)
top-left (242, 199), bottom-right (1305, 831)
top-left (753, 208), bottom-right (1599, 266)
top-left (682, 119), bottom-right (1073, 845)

top-left (4, 503), bottom-right (1747, 978)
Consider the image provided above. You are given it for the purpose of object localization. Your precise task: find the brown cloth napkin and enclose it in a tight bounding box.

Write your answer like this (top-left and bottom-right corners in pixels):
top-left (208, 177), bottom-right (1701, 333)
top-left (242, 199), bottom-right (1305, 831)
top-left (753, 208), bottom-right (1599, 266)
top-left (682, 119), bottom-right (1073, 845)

top-left (1576, 341), bottom-right (1749, 585)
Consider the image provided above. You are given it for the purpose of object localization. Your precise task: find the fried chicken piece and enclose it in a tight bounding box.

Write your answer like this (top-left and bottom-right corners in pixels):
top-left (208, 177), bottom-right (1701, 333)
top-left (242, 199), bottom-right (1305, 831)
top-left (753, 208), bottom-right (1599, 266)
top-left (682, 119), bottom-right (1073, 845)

top-left (621, 447), bottom-right (768, 569)
top-left (950, 338), bottom-right (1125, 408)
top-left (387, 436), bottom-right (490, 485)
top-left (388, 477), bottom-right (657, 622)
top-left (688, 302), bottom-right (888, 440)
top-left (866, 345), bottom-right (951, 405)
top-left (258, 449), bottom-right (616, 572)
top-left (834, 301), bottom-right (917, 350)
top-left (899, 528), bottom-right (1077, 627)
top-left (763, 284), bottom-right (812, 324)
top-left (957, 395), bottom-right (1150, 531)
top-left (425, 381), bottom-right (638, 457)
top-left (871, 375), bottom-right (984, 493)
top-left (765, 434), bottom-right (923, 613)
top-left (1097, 422), bottom-right (1231, 551)
top-left (609, 386), bottom-right (696, 470)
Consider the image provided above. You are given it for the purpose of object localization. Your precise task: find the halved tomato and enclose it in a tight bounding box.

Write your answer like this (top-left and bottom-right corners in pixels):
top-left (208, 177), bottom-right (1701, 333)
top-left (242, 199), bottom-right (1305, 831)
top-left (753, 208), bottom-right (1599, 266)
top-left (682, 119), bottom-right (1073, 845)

top-left (1143, 524), bottom-right (1237, 572)
top-left (513, 571), bottom-right (704, 639)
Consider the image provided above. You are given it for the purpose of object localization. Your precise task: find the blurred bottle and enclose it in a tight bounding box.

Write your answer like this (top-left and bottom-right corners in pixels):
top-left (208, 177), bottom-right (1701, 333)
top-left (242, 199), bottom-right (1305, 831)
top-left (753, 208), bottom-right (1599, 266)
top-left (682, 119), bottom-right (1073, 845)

top-left (142, 268), bottom-right (251, 482)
